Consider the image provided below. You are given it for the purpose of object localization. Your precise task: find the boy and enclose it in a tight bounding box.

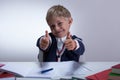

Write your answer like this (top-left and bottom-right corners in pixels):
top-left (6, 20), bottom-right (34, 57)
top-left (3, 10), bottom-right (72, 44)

top-left (36, 5), bottom-right (85, 62)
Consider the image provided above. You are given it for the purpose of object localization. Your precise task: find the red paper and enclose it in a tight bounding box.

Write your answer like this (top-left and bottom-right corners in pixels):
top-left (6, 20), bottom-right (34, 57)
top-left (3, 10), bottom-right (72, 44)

top-left (0, 64), bottom-right (5, 67)
top-left (86, 69), bottom-right (111, 80)
top-left (0, 72), bottom-right (14, 78)
top-left (0, 64), bottom-right (14, 78)
top-left (112, 64), bottom-right (120, 69)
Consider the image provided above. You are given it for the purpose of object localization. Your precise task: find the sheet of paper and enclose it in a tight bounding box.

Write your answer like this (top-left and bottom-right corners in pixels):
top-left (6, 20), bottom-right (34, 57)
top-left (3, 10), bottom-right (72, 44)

top-left (16, 77), bottom-right (49, 80)
top-left (27, 61), bottom-right (91, 78)
top-left (0, 61), bottom-right (92, 78)
top-left (79, 62), bottom-right (120, 77)
top-left (0, 62), bottom-right (39, 77)
top-left (0, 77), bottom-right (15, 80)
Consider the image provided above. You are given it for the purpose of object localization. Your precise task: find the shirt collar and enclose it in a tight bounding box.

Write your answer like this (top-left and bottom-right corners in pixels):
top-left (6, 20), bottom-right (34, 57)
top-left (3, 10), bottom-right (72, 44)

top-left (56, 36), bottom-right (67, 43)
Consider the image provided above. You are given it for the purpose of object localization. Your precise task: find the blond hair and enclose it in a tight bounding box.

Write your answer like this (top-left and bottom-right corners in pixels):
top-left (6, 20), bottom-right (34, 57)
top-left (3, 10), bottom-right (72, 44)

top-left (46, 5), bottom-right (71, 23)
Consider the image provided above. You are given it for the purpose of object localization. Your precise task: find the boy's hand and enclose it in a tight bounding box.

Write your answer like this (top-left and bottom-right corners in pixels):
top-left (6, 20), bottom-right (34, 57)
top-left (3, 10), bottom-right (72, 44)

top-left (64, 32), bottom-right (77, 51)
top-left (40, 30), bottom-right (49, 49)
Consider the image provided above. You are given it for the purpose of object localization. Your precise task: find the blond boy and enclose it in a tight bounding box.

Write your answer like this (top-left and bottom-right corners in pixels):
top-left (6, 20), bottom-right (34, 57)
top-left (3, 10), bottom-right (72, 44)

top-left (37, 5), bottom-right (85, 62)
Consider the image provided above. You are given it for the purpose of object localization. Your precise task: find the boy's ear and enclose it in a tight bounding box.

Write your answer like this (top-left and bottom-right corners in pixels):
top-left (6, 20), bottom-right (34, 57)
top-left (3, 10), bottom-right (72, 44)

top-left (68, 17), bottom-right (73, 25)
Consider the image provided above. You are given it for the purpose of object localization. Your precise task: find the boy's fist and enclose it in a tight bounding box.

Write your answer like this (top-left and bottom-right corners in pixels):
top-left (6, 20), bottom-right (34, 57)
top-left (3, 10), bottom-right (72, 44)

top-left (64, 32), bottom-right (77, 50)
top-left (40, 30), bottom-right (49, 49)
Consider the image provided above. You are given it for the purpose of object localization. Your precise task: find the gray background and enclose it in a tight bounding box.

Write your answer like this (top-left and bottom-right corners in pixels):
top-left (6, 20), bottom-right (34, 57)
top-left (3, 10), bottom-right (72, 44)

top-left (0, 0), bottom-right (120, 61)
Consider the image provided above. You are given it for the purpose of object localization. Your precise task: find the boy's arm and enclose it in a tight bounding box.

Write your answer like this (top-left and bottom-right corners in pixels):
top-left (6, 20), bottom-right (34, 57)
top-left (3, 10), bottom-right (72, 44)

top-left (64, 32), bottom-right (85, 55)
top-left (36, 35), bottom-right (52, 62)
top-left (36, 31), bottom-right (52, 51)
top-left (73, 37), bottom-right (85, 55)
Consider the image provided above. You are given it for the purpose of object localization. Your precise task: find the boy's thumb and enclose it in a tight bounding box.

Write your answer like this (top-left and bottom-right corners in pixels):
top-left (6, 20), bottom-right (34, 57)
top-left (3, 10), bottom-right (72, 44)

top-left (67, 32), bottom-right (71, 39)
top-left (45, 30), bottom-right (49, 38)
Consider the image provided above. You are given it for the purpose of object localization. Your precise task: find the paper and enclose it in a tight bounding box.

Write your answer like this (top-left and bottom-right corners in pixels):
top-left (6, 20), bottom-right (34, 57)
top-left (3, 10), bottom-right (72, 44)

top-left (16, 77), bottom-right (49, 80)
top-left (0, 77), bottom-right (15, 80)
top-left (0, 62), bottom-right (39, 77)
top-left (0, 61), bottom-right (91, 78)
top-left (27, 61), bottom-right (91, 78)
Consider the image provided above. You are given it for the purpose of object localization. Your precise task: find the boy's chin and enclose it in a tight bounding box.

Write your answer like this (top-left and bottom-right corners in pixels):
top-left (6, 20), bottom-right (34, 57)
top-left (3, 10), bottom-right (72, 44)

top-left (56, 35), bottom-right (66, 38)
top-left (54, 33), bottom-right (66, 38)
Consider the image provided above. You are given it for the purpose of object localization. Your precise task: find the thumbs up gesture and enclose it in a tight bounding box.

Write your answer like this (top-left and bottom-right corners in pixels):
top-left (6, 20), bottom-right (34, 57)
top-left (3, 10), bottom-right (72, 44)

top-left (64, 32), bottom-right (77, 50)
top-left (40, 30), bottom-right (49, 50)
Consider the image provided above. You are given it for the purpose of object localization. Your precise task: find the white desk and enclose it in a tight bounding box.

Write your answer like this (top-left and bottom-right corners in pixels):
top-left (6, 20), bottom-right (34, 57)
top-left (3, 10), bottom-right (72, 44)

top-left (0, 62), bottom-right (119, 80)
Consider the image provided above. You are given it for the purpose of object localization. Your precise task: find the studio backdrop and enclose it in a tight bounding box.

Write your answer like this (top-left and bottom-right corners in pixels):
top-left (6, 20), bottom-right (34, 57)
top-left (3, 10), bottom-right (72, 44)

top-left (0, 0), bottom-right (120, 61)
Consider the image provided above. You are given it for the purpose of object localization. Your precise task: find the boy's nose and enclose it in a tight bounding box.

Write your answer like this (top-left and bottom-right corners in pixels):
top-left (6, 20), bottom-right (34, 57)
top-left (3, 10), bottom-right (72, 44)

top-left (54, 26), bottom-right (60, 31)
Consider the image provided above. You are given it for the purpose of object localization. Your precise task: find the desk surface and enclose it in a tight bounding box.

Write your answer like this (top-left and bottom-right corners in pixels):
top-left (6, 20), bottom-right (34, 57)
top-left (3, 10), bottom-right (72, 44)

top-left (0, 62), bottom-right (119, 80)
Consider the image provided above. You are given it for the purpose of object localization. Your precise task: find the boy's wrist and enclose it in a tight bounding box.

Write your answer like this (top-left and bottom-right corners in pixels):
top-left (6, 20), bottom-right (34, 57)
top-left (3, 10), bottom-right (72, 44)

top-left (73, 40), bottom-right (79, 50)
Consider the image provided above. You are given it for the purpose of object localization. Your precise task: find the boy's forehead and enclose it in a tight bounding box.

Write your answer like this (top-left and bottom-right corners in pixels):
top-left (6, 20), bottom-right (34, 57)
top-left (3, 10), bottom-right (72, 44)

top-left (48, 16), bottom-right (67, 23)
top-left (55, 16), bottom-right (66, 20)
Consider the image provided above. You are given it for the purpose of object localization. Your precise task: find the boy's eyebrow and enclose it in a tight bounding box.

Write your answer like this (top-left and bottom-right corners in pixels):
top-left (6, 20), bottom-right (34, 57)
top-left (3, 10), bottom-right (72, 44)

top-left (49, 24), bottom-right (55, 28)
top-left (50, 21), bottom-right (63, 26)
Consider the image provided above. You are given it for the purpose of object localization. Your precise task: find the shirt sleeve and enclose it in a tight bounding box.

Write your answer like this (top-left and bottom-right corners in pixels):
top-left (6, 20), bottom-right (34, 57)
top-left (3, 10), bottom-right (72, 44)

top-left (73, 37), bottom-right (85, 55)
top-left (74, 39), bottom-right (80, 50)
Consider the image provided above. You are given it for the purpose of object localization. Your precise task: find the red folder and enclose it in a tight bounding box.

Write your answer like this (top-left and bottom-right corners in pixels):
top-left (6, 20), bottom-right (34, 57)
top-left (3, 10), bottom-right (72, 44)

top-left (0, 64), bottom-right (5, 67)
top-left (0, 64), bottom-right (14, 78)
top-left (86, 69), bottom-right (111, 80)
top-left (0, 72), bottom-right (14, 78)
top-left (112, 64), bottom-right (120, 69)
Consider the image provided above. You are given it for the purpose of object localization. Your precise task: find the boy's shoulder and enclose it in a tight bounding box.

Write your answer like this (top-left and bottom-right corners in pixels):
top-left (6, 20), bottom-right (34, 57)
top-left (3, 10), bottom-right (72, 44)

top-left (72, 35), bottom-right (82, 41)
top-left (49, 33), bottom-right (55, 38)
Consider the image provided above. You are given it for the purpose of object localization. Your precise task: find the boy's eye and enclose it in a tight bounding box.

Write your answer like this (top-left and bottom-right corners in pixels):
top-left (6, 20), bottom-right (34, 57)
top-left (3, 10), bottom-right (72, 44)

top-left (58, 22), bottom-right (62, 26)
top-left (50, 25), bottom-right (55, 29)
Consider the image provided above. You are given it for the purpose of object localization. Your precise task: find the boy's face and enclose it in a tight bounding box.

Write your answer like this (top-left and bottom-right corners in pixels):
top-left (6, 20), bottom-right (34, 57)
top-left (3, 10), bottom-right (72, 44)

top-left (48, 17), bottom-right (72, 38)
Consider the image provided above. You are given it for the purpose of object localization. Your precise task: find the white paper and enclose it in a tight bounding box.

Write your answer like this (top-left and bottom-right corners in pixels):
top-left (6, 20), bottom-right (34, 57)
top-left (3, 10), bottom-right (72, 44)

top-left (0, 61), bottom-right (91, 78)
top-left (0, 62), bottom-right (39, 77)
top-left (0, 77), bottom-right (15, 80)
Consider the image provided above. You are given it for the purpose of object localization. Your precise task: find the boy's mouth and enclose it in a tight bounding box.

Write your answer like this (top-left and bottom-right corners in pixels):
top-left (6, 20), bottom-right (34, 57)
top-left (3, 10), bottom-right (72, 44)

top-left (56, 30), bottom-right (64, 35)
top-left (54, 31), bottom-right (65, 37)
